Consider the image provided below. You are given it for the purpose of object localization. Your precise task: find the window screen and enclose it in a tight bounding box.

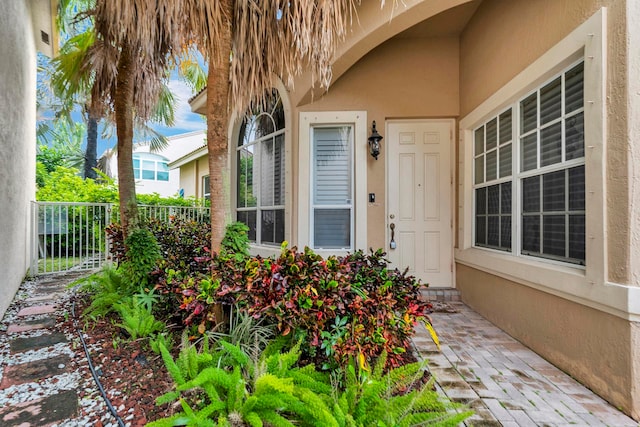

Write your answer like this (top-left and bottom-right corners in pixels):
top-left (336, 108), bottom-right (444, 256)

top-left (236, 89), bottom-right (285, 245)
top-left (473, 60), bottom-right (585, 265)
top-left (473, 108), bottom-right (513, 252)
top-left (312, 126), bottom-right (352, 249)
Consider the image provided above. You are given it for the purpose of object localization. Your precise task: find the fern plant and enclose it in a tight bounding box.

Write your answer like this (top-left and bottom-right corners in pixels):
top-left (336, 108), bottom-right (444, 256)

top-left (332, 352), bottom-right (472, 427)
top-left (79, 265), bottom-right (131, 319)
top-left (149, 339), bottom-right (337, 427)
top-left (114, 297), bottom-right (165, 340)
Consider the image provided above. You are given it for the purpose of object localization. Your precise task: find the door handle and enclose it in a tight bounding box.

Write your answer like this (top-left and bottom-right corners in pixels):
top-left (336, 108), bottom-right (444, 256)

top-left (389, 223), bottom-right (396, 249)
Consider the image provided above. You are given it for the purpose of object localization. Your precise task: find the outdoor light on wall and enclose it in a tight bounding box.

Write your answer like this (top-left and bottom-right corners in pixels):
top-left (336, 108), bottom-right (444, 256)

top-left (368, 120), bottom-right (383, 160)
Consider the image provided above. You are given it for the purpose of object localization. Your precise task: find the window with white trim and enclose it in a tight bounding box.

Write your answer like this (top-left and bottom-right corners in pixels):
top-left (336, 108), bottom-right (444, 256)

top-left (133, 153), bottom-right (170, 181)
top-left (236, 90), bottom-right (285, 245)
top-left (202, 175), bottom-right (210, 201)
top-left (474, 60), bottom-right (585, 265)
top-left (474, 109), bottom-right (513, 251)
top-left (311, 126), bottom-right (353, 250)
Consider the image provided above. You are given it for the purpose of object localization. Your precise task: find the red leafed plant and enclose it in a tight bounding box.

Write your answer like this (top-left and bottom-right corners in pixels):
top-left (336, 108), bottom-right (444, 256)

top-left (214, 244), bottom-right (434, 370)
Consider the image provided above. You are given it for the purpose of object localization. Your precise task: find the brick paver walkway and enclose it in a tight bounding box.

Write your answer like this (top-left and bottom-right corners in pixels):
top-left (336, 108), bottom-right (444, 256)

top-left (412, 301), bottom-right (638, 426)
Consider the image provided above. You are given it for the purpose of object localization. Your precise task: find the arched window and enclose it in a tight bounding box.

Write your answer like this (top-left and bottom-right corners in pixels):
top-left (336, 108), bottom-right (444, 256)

top-left (236, 90), bottom-right (285, 245)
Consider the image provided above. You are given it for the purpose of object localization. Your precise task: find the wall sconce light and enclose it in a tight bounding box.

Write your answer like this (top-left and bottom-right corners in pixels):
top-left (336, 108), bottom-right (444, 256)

top-left (368, 120), bottom-right (383, 160)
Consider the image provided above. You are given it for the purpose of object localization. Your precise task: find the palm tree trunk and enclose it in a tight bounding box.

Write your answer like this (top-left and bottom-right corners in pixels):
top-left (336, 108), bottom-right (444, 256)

top-left (207, 0), bottom-right (234, 254)
top-left (115, 43), bottom-right (138, 236)
top-left (206, 0), bottom-right (235, 327)
top-left (84, 115), bottom-right (98, 179)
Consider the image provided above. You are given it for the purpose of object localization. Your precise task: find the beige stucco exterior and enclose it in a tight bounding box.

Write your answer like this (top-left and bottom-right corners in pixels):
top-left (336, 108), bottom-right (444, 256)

top-left (180, 0), bottom-right (639, 418)
top-left (0, 1), bottom-right (40, 318)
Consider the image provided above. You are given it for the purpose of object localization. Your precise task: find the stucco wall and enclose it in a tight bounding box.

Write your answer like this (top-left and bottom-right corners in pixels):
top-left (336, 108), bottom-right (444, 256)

top-left (178, 156), bottom-right (209, 200)
top-left (457, 0), bottom-right (639, 418)
top-left (457, 264), bottom-right (640, 419)
top-left (459, 0), bottom-right (630, 285)
top-left (0, 1), bottom-right (37, 318)
top-left (297, 35), bottom-right (460, 249)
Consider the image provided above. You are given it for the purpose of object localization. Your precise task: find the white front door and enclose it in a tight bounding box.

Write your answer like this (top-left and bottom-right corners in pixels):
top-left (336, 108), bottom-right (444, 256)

top-left (387, 119), bottom-right (453, 287)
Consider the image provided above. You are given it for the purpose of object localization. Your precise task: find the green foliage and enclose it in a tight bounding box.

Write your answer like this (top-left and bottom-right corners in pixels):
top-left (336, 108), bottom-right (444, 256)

top-left (115, 297), bottom-right (165, 340)
top-left (37, 165), bottom-right (207, 205)
top-left (150, 337), bottom-right (470, 426)
top-left (220, 222), bottom-right (250, 261)
top-left (150, 332), bottom-right (175, 355)
top-left (121, 228), bottom-right (161, 287)
top-left (150, 338), bottom-right (338, 427)
top-left (214, 246), bottom-right (434, 370)
top-left (224, 307), bottom-right (275, 360)
top-left (333, 353), bottom-right (472, 427)
top-left (36, 119), bottom-right (86, 176)
top-left (36, 166), bottom-right (118, 202)
top-left (134, 285), bottom-right (161, 312)
top-left (79, 265), bottom-right (132, 319)
top-left (137, 192), bottom-right (208, 207)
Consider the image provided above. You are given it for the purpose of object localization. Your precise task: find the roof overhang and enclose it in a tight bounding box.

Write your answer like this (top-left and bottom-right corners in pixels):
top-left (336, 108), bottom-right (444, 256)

top-left (189, 88), bottom-right (207, 116)
top-left (168, 145), bottom-right (208, 169)
top-left (30, 0), bottom-right (59, 58)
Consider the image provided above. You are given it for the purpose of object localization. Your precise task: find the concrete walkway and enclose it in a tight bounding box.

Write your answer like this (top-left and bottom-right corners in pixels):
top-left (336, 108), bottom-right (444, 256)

top-left (413, 300), bottom-right (638, 426)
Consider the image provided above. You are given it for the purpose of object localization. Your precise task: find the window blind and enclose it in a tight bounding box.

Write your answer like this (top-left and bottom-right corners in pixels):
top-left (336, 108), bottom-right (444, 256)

top-left (312, 127), bottom-right (352, 249)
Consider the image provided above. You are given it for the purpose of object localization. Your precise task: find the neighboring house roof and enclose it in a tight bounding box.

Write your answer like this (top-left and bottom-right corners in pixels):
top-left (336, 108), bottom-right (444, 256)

top-left (189, 88), bottom-right (207, 115)
top-left (168, 144), bottom-right (207, 169)
top-left (100, 130), bottom-right (207, 178)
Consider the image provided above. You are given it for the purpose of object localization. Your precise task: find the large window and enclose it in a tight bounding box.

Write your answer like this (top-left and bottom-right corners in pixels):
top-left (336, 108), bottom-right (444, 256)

top-left (311, 126), bottom-right (353, 250)
top-left (298, 111), bottom-right (367, 254)
top-left (236, 90), bottom-right (285, 245)
top-left (133, 153), bottom-right (170, 181)
top-left (473, 60), bottom-right (585, 265)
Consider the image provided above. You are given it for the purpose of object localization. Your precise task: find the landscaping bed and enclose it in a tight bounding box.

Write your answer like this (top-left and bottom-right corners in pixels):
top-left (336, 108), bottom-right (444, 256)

top-left (64, 219), bottom-right (471, 426)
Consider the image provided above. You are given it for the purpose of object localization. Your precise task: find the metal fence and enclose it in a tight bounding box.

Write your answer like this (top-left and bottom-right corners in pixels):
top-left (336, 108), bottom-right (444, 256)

top-left (31, 202), bottom-right (210, 275)
top-left (113, 204), bottom-right (211, 224)
top-left (31, 202), bottom-right (112, 275)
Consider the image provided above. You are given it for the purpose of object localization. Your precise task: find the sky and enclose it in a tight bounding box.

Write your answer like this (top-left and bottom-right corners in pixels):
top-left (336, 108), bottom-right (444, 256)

top-left (95, 77), bottom-right (206, 156)
top-left (37, 53), bottom-right (207, 157)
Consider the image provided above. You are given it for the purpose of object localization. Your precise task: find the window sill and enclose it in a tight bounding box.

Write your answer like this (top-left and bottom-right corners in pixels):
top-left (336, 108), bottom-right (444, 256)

top-left (455, 247), bottom-right (640, 321)
top-left (249, 244), bottom-right (282, 258)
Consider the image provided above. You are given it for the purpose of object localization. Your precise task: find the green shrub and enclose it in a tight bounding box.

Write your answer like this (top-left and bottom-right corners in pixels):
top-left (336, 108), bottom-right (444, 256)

top-left (149, 339), bottom-right (337, 427)
top-left (149, 338), bottom-right (471, 426)
top-left (212, 245), bottom-right (433, 370)
top-left (333, 352), bottom-right (472, 426)
top-left (121, 228), bottom-right (161, 287)
top-left (220, 221), bottom-right (250, 261)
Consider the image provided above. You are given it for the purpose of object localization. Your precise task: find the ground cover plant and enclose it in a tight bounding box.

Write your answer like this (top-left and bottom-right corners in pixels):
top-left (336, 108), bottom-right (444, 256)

top-left (77, 220), bottom-right (471, 425)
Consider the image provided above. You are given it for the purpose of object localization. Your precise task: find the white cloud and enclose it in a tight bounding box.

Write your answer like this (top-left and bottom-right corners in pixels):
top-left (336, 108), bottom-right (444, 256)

top-left (165, 79), bottom-right (206, 133)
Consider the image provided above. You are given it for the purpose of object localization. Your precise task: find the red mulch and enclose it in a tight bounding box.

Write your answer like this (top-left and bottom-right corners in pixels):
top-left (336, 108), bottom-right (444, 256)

top-left (62, 294), bottom-right (433, 426)
top-left (62, 294), bottom-right (176, 425)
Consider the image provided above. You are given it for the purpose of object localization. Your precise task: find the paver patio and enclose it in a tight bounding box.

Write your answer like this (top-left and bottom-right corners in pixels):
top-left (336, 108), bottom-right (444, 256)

top-left (412, 298), bottom-right (638, 426)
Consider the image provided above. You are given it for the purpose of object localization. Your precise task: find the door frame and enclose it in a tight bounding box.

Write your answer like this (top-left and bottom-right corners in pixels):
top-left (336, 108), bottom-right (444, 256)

top-left (385, 118), bottom-right (456, 288)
